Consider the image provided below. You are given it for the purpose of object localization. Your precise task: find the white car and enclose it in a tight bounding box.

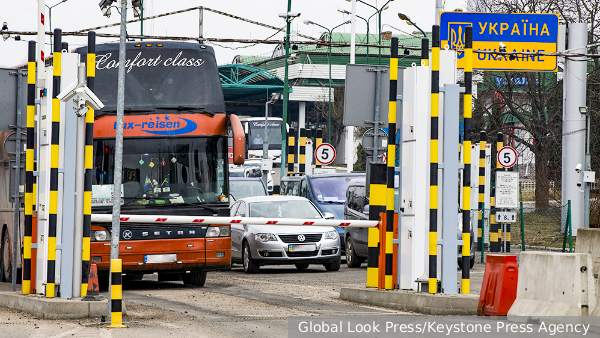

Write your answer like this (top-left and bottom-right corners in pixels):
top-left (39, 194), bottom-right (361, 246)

top-left (230, 196), bottom-right (341, 273)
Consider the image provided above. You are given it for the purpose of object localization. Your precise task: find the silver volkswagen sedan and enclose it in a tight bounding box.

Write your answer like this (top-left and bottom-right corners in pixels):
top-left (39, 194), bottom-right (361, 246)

top-left (230, 196), bottom-right (341, 273)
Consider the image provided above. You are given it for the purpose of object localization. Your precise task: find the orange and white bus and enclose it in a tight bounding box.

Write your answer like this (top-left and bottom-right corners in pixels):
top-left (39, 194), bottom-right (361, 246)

top-left (82, 41), bottom-right (245, 285)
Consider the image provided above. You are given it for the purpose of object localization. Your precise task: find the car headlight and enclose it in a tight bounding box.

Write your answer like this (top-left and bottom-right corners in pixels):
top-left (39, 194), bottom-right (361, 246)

top-left (255, 233), bottom-right (277, 242)
top-left (206, 225), bottom-right (230, 237)
top-left (92, 230), bottom-right (109, 242)
top-left (323, 230), bottom-right (338, 240)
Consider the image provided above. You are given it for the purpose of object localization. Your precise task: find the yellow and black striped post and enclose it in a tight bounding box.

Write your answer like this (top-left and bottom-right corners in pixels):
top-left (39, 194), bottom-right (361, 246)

top-left (23, 40), bottom-right (36, 295)
top-left (315, 128), bottom-right (322, 168)
top-left (287, 127), bottom-right (295, 174)
top-left (428, 25), bottom-right (440, 294)
top-left (108, 259), bottom-right (127, 328)
top-left (478, 132), bottom-right (487, 262)
top-left (461, 26), bottom-right (472, 294)
top-left (490, 187), bottom-right (498, 252)
top-left (421, 37), bottom-right (429, 66)
top-left (82, 31), bottom-right (96, 296)
top-left (299, 128), bottom-right (306, 173)
top-left (384, 37), bottom-right (399, 290)
top-left (495, 133), bottom-right (504, 252)
top-left (46, 29), bottom-right (62, 298)
top-left (367, 163), bottom-right (386, 288)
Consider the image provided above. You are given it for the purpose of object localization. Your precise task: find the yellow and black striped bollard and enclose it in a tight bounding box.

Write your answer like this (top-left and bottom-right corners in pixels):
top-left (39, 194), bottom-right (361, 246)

top-left (428, 25), bottom-right (440, 294)
top-left (478, 132), bottom-right (487, 261)
top-left (82, 31), bottom-right (96, 296)
top-left (367, 163), bottom-right (386, 288)
top-left (384, 37), bottom-right (399, 290)
top-left (299, 128), bottom-right (306, 173)
top-left (287, 127), bottom-right (295, 174)
top-left (490, 187), bottom-right (498, 252)
top-left (47, 29), bottom-right (62, 298)
top-left (461, 26), bottom-right (473, 294)
top-left (108, 259), bottom-right (126, 328)
top-left (315, 128), bottom-right (322, 168)
top-left (23, 40), bottom-right (36, 295)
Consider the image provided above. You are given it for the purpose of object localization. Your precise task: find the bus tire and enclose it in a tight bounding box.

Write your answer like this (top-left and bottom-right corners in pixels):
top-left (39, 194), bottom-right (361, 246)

top-left (182, 271), bottom-right (207, 286)
top-left (1, 227), bottom-right (11, 283)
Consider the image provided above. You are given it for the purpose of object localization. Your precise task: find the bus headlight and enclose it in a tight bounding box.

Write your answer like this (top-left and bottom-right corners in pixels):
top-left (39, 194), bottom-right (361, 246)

top-left (92, 230), bottom-right (109, 242)
top-left (206, 225), bottom-right (230, 237)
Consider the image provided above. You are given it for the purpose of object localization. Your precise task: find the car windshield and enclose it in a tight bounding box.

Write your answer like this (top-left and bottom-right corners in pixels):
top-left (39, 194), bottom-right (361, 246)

top-left (230, 180), bottom-right (266, 200)
top-left (249, 200), bottom-right (322, 219)
top-left (310, 176), bottom-right (356, 203)
top-left (93, 136), bottom-right (227, 206)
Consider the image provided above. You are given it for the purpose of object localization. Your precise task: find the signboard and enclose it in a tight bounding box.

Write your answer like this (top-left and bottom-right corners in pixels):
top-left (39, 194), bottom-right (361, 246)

top-left (497, 146), bottom-right (518, 168)
top-left (496, 211), bottom-right (517, 223)
top-left (495, 172), bottom-right (519, 208)
top-left (440, 12), bottom-right (559, 71)
top-left (314, 143), bottom-right (336, 165)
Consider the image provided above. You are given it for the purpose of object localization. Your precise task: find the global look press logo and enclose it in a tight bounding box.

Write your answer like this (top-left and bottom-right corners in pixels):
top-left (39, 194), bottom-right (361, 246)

top-left (113, 115), bottom-right (198, 136)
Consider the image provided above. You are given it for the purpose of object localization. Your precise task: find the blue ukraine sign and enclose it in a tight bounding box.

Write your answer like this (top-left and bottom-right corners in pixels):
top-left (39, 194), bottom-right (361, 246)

top-left (440, 12), bottom-right (559, 71)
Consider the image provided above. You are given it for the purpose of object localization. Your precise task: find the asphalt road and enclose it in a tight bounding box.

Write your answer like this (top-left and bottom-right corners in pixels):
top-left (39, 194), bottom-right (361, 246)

top-left (0, 262), bottom-right (419, 337)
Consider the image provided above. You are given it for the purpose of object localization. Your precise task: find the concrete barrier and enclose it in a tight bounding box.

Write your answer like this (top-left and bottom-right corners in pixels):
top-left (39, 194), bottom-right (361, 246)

top-left (508, 252), bottom-right (597, 316)
top-left (576, 228), bottom-right (600, 278)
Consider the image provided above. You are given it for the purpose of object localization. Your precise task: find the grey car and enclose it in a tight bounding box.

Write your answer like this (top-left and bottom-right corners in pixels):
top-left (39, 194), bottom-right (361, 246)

top-left (230, 196), bottom-right (341, 273)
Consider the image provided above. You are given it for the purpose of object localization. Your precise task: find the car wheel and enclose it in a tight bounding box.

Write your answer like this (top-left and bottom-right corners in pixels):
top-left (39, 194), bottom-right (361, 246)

top-left (345, 237), bottom-right (361, 268)
top-left (324, 258), bottom-right (341, 272)
top-left (182, 271), bottom-right (207, 286)
top-left (242, 241), bottom-right (260, 274)
top-left (295, 263), bottom-right (309, 271)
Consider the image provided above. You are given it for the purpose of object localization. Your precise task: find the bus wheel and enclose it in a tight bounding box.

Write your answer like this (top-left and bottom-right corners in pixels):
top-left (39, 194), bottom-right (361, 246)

top-left (182, 271), bottom-right (207, 286)
top-left (1, 227), bottom-right (12, 283)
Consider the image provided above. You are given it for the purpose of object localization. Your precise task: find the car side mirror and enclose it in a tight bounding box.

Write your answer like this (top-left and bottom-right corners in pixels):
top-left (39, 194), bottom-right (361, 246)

top-left (362, 205), bottom-right (370, 214)
top-left (271, 170), bottom-right (275, 175)
top-left (323, 212), bottom-right (335, 220)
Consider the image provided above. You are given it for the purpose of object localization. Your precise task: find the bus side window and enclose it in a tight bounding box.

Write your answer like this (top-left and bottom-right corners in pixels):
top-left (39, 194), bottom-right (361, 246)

top-left (280, 181), bottom-right (287, 195)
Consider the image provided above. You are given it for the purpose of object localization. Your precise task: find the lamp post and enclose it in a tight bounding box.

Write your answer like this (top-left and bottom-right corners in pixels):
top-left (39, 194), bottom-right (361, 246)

top-left (398, 12), bottom-right (427, 37)
top-left (278, 4), bottom-right (300, 180)
top-left (264, 93), bottom-right (282, 188)
top-left (304, 20), bottom-right (351, 143)
top-left (45, 0), bottom-right (68, 51)
top-left (339, 9), bottom-right (375, 64)
top-left (354, 0), bottom-right (393, 65)
top-left (580, 106), bottom-right (591, 229)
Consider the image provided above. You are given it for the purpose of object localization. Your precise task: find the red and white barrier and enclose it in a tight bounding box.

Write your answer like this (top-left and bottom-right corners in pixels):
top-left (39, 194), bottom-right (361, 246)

top-left (91, 214), bottom-right (379, 228)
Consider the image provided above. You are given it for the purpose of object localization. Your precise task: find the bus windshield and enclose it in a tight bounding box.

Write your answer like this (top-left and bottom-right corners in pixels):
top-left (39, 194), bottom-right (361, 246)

top-left (247, 120), bottom-right (282, 151)
top-left (92, 137), bottom-right (227, 207)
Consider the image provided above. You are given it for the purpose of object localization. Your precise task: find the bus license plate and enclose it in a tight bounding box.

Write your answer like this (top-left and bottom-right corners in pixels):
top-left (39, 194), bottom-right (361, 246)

top-left (288, 244), bottom-right (316, 252)
top-left (144, 254), bottom-right (177, 263)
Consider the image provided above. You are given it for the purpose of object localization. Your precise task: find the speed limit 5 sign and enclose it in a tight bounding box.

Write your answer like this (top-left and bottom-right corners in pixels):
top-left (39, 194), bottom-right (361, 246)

top-left (497, 146), bottom-right (517, 168)
top-left (315, 143), bottom-right (336, 165)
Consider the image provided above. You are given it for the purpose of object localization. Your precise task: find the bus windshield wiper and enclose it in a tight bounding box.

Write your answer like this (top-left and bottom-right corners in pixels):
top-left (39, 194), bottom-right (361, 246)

top-left (121, 196), bottom-right (167, 207)
top-left (156, 106), bottom-right (214, 115)
top-left (186, 202), bottom-right (220, 214)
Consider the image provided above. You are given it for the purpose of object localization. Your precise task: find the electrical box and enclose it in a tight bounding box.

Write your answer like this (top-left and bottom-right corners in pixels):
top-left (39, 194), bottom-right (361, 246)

top-left (583, 171), bottom-right (595, 183)
top-left (261, 158), bottom-right (273, 172)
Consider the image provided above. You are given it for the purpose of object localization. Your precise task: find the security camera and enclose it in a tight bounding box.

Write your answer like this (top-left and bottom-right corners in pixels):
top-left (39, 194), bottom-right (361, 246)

top-left (499, 42), bottom-right (506, 49)
top-left (279, 12), bottom-right (301, 18)
top-left (57, 80), bottom-right (79, 102)
top-left (76, 86), bottom-right (104, 111)
top-left (575, 163), bottom-right (582, 172)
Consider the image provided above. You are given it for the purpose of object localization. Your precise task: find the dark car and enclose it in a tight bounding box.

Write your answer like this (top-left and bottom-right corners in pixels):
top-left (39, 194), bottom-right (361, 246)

top-left (280, 173), bottom-right (366, 254)
top-left (343, 177), bottom-right (476, 269)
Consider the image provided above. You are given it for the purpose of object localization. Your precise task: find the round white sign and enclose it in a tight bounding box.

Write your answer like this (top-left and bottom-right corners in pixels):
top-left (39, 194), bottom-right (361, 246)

top-left (314, 143), bottom-right (336, 165)
top-left (497, 146), bottom-right (517, 168)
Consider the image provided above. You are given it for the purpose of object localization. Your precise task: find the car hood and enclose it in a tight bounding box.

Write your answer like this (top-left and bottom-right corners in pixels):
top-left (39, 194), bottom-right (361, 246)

top-left (246, 223), bottom-right (336, 234)
top-left (316, 203), bottom-right (344, 220)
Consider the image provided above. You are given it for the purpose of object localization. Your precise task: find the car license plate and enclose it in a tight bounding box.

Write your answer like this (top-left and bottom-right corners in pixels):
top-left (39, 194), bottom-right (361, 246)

top-left (144, 254), bottom-right (177, 263)
top-left (288, 244), bottom-right (316, 252)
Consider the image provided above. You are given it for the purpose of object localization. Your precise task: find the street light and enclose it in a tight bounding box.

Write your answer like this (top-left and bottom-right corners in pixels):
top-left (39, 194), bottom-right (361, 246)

top-left (398, 12), bottom-right (427, 37)
top-left (278, 3), bottom-right (300, 181)
top-left (263, 93), bottom-right (282, 188)
top-left (46, 0), bottom-right (68, 50)
top-left (352, 0), bottom-right (393, 65)
top-left (339, 9), bottom-right (376, 64)
top-left (304, 19), bottom-right (351, 143)
top-left (580, 106), bottom-right (591, 229)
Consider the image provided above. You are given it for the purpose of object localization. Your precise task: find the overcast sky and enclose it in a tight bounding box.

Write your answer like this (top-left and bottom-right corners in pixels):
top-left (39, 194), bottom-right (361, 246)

top-left (0, 0), bottom-right (465, 68)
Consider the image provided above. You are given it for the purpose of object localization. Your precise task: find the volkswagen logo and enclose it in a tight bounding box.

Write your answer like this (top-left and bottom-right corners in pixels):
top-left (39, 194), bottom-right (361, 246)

top-left (123, 230), bottom-right (133, 240)
top-left (297, 234), bottom-right (305, 242)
